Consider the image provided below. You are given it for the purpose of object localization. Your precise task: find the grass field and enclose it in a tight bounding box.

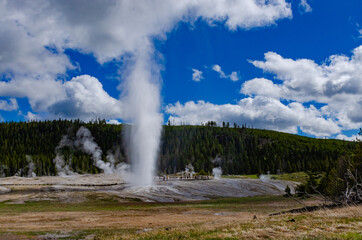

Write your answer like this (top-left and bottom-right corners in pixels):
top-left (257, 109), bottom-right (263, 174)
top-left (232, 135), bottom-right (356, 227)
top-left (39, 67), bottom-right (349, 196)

top-left (0, 193), bottom-right (360, 240)
top-left (269, 172), bottom-right (309, 183)
top-left (222, 174), bottom-right (259, 179)
top-left (223, 172), bottom-right (308, 183)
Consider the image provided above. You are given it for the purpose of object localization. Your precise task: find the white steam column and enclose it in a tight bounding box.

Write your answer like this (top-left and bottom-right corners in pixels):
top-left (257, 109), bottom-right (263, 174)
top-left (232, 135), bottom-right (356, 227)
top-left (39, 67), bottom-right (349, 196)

top-left (124, 46), bottom-right (163, 186)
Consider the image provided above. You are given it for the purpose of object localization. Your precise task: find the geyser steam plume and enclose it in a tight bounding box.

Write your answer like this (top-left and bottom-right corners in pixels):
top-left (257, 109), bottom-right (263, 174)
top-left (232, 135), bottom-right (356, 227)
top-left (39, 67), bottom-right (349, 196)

top-left (212, 167), bottom-right (222, 180)
top-left (123, 47), bottom-right (163, 186)
top-left (53, 127), bottom-right (127, 176)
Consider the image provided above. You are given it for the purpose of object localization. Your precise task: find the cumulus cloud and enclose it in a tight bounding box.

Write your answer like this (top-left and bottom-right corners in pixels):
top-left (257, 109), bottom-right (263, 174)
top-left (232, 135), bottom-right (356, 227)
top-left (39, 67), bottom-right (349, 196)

top-left (195, 0), bottom-right (292, 30)
top-left (0, 18), bottom-right (73, 77)
top-left (0, 0), bottom-right (292, 120)
top-left (166, 97), bottom-right (341, 137)
top-left (212, 64), bottom-right (239, 81)
top-left (192, 69), bottom-right (203, 82)
top-left (0, 74), bottom-right (123, 121)
top-left (299, 0), bottom-right (312, 14)
top-left (3, 74), bottom-right (123, 121)
top-left (241, 78), bottom-right (284, 98)
top-left (243, 46), bottom-right (362, 130)
top-left (0, 77), bottom-right (66, 112)
top-left (0, 98), bottom-right (18, 111)
top-left (168, 46), bottom-right (362, 138)
top-left (0, 0), bottom-right (292, 67)
top-left (48, 75), bottom-right (123, 121)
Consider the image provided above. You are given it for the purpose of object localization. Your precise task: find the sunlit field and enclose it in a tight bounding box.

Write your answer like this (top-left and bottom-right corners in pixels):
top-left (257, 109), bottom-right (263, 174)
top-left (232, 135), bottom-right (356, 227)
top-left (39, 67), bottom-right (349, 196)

top-left (0, 187), bottom-right (361, 240)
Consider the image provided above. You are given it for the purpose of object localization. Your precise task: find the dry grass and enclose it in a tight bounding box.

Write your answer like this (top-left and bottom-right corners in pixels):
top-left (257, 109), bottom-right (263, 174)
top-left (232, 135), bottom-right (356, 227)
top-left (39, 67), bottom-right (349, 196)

top-left (0, 195), bottom-right (360, 240)
top-left (0, 209), bottom-right (252, 232)
top-left (0, 182), bottom-right (360, 240)
top-left (121, 205), bottom-right (361, 240)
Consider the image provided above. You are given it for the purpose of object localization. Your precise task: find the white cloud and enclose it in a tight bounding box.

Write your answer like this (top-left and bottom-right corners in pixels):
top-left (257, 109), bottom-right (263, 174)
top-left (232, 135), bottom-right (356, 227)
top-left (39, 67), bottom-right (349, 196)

top-left (229, 71), bottom-right (239, 81)
top-left (244, 46), bottom-right (362, 130)
top-left (0, 18), bottom-right (73, 77)
top-left (0, 98), bottom-right (18, 111)
top-left (107, 119), bottom-right (122, 125)
top-left (0, 76), bottom-right (66, 112)
top-left (168, 46), bottom-right (362, 138)
top-left (192, 69), bottom-right (203, 82)
top-left (212, 64), bottom-right (239, 81)
top-left (0, 0), bottom-right (292, 67)
top-left (0, 0), bottom-right (291, 120)
top-left (241, 78), bottom-right (284, 98)
top-left (6, 74), bottom-right (123, 121)
top-left (212, 65), bottom-right (225, 77)
top-left (25, 111), bottom-right (41, 121)
top-left (299, 0), bottom-right (312, 14)
top-left (195, 0), bottom-right (292, 30)
top-left (166, 97), bottom-right (340, 137)
top-left (47, 75), bottom-right (123, 121)
top-left (247, 52), bottom-right (324, 101)
top-left (335, 134), bottom-right (361, 142)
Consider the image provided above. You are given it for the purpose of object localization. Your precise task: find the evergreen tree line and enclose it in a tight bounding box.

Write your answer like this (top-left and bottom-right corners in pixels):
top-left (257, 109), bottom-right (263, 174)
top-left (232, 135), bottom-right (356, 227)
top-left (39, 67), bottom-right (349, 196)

top-left (295, 129), bottom-right (361, 203)
top-left (0, 119), bottom-right (356, 177)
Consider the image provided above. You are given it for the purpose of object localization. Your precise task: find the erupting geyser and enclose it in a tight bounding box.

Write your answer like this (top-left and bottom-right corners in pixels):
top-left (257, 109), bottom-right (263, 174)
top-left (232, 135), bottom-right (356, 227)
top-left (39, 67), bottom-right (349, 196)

top-left (123, 47), bottom-right (163, 186)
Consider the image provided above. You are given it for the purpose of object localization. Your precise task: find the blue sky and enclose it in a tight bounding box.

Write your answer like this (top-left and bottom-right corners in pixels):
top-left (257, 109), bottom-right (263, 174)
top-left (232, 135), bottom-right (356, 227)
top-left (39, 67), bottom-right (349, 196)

top-left (0, 0), bottom-right (361, 140)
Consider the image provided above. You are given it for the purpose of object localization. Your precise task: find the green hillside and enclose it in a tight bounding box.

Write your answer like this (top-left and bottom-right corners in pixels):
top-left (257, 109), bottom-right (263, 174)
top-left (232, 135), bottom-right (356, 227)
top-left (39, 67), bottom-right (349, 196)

top-left (0, 120), bottom-right (356, 177)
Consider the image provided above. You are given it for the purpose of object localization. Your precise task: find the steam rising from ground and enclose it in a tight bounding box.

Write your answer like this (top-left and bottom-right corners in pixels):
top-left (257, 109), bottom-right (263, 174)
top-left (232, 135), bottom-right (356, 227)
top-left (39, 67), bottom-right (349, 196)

top-left (12, 156), bottom-right (37, 178)
top-left (53, 127), bottom-right (131, 177)
top-left (212, 156), bottom-right (222, 180)
top-left (53, 136), bottom-right (77, 176)
top-left (26, 155), bottom-right (36, 178)
top-left (259, 174), bottom-right (271, 181)
top-left (185, 164), bottom-right (195, 178)
top-left (212, 167), bottom-right (222, 180)
top-left (76, 127), bottom-right (115, 174)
